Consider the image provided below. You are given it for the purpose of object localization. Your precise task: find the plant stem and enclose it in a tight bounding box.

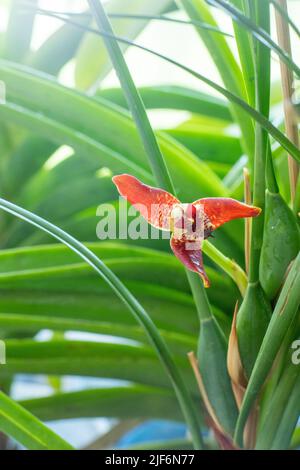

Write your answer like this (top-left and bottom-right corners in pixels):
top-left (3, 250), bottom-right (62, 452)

top-left (274, 0), bottom-right (299, 207)
top-left (87, 0), bottom-right (204, 449)
top-left (243, 167), bottom-right (251, 275)
top-left (202, 240), bottom-right (247, 295)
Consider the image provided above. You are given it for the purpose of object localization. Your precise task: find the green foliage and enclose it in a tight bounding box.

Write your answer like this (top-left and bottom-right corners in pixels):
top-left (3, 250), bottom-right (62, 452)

top-left (0, 0), bottom-right (298, 451)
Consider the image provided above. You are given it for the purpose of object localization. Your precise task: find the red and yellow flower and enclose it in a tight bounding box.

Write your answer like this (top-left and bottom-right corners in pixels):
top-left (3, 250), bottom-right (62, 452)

top-left (113, 174), bottom-right (261, 288)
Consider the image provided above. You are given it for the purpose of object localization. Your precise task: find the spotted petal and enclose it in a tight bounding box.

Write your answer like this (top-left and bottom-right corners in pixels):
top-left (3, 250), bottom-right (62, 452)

top-left (193, 197), bottom-right (261, 231)
top-left (170, 236), bottom-right (210, 288)
top-left (113, 174), bottom-right (179, 230)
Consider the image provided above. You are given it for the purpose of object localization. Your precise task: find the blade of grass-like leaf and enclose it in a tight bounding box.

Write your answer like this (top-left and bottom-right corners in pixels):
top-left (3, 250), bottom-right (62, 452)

top-left (0, 61), bottom-right (228, 201)
top-left (246, 0), bottom-right (270, 283)
top-left (270, 374), bottom-right (300, 449)
top-left (0, 391), bottom-right (73, 450)
top-left (3, 137), bottom-right (57, 197)
top-left (179, 0), bottom-right (254, 160)
top-left (1, 339), bottom-right (196, 393)
top-left (274, 0), bottom-right (299, 206)
top-left (0, 198), bottom-right (203, 450)
top-left (291, 427), bottom-right (300, 450)
top-left (230, 0), bottom-right (255, 106)
top-left (10, 14), bottom-right (300, 163)
top-left (20, 4), bottom-right (233, 37)
top-left (0, 313), bottom-right (196, 355)
top-left (4, 0), bottom-right (37, 62)
top-left (206, 0), bottom-right (300, 77)
top-left (28, 13), bottom-right (91, 76)
top-left (202, 240), bottom-right (247, 295)
top-left (234, 253), bottom-right (300, 447)
top-left (87, 1), bottom-right (174, 194)
top-left (76, 0), bottom-right (175, 89)
top-left (88, 0), bottom-right (239, 437)
top-left (18, 385), bottom-right (186, 422)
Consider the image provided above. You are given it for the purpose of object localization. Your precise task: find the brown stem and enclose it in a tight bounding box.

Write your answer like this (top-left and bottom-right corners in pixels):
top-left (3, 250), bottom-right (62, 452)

top-left (274, 0), bottom-right (299, 203)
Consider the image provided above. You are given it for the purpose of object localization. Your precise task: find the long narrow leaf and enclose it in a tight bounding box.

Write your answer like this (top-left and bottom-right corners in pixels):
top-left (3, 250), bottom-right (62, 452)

top-left (234, 253), bottom-right (300, 446)
top-left (207, 0), bottom-right (300, 77)
top-left (0, 197), bottom-right (203, 450)
top-left (0, 391), bottom-right (73, 450)
top-left (8, 15), bottom-right (299, 163)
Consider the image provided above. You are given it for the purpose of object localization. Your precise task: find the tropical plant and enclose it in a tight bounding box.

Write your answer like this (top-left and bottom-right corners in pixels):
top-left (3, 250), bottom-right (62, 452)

top-left (0, 0), bottom-right (299, 450)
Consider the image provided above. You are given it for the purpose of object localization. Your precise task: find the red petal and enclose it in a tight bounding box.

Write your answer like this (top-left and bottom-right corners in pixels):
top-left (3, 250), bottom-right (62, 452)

top-left (113, 174), bottom-right (179, 230)
top-left (170, 236), bottom-right (210, 288)
top-left (193, 198), bottom-right (261, 231)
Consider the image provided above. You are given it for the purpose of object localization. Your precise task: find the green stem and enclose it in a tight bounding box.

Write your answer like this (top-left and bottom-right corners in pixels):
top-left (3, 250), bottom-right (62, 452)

top-left (88, 0), bottom-right (205, 449)
top-left (202, 240), bottom-right (247, 295)
top-left (0, 197), bottom-right (204, 450)
top-left (87, 0), bottom-right (174, 196)
top-left (186, 270), bottom-right (212, 323)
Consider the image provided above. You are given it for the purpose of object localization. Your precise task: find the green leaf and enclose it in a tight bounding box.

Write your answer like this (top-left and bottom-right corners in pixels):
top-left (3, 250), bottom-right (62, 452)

top-left (4, 0), bottom-right (37, 62)
top-left (230, 0), bottom-right (255, 106)
top-left (75, 0), bottom-right (174, 89)
top-left (207, 0), bottom-right (300, 77)
top-left (178, 0), bottom-right (254, 159)
top-left (259, 190), bottom-right (300, 300)
top-left (97, 85), bottom-right (233, 121)
top-left (28, 13), bottom-right (91, 76)
top-left (0, 197), bottom-right (203, 450)
top-left (19, 384), bottom-right (187, 422)
top-left (234, 253), bottom-right (300, 447)
top-left (0, 391), bottom-right (73, 450)
top-left (187, 271), bottom-right (239, 437)
top-left (0, 60), bottom-right (227, 201)
top-left (1, 339), bottom-right (196, 393)
top-left (255, 355), bottom-right (300, 449)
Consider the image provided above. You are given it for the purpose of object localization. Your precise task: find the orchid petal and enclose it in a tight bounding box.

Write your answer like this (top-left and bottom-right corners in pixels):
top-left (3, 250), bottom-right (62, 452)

top-left (193, 198), bottom-right (261, 231)
top-left (170, 236), bottom-right (210, 288)
top-left (113, 174), bottom-right (179, 230)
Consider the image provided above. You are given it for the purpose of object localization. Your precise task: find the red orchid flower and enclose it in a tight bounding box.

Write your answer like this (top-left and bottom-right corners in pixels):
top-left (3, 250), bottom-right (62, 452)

top-left (112, 174), bottom-right (261, 288)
